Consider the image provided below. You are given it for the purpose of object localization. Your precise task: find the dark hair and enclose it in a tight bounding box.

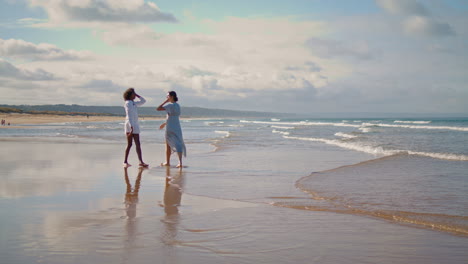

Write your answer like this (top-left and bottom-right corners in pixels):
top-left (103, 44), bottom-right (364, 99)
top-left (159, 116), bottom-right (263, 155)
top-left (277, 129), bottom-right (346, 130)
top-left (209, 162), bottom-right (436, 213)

top-left (123, 88), bottom-right (135, 100)
top-left (168, 91), bottom-right (178, 102)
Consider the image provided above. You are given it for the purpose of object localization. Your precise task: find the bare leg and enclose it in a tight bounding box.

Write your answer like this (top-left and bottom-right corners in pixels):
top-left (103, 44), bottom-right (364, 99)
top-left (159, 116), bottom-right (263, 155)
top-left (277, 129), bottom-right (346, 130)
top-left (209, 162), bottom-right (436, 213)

top-left (133, 134), bottom-right (148, 167)
top-left (162, 142), bottom-right (171, 166)
top-left (124, 133), bottom-right (133, 167)
top-left (176, 152), bottom-right (183, 168)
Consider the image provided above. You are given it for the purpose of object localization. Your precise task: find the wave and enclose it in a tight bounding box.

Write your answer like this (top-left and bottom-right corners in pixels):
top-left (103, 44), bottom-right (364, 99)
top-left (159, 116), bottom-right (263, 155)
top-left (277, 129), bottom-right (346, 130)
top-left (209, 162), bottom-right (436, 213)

top-left (358, 127), bottom-right (372, 133)
top-left (271, 125), bottom-right (295, 130)
top-left (205, 121), bottom-right (225, 126)
top-left (240, 120), bottom-right (362, 128)
top-left (363, 123), bottom-right (468, 132)
top-left (394, 120), bottom-right (431, 124)
top-left (272, 129), bottom-right (290, 136)
top-left (215, 130), bottom-right (231, 138)
top-left (334, 132), bottom-right (358, 139)
top-left (240, 120), bottom-right (468, 132)
top-left (271, 118), bottom-right (281, 121)
top-left (283, 135), bottom-right (468, 161)
top-left (406, 151), bottom-right (468, 161)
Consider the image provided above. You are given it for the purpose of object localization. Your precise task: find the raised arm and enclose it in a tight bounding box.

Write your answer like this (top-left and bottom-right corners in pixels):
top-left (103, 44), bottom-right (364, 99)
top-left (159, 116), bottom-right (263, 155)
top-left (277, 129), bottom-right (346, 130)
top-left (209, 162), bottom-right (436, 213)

top-left (157, 98), bottom-right (170, 111)
top-left (134, 94), bottom-right (146, 107)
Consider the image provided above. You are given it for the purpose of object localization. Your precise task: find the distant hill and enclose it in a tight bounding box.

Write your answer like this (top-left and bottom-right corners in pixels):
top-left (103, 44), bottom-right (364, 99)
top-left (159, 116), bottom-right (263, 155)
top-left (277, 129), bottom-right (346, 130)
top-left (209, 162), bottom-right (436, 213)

top-left (0, 104), bottom-right (289, 118)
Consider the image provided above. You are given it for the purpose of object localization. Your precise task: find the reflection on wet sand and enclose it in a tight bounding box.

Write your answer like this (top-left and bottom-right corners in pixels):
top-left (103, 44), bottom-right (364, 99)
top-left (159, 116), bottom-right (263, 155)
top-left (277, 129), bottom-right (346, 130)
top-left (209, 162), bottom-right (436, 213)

top-left (123, 167), bottom-right (144, 254)
top-left (161, 167), bottom-right (184, 245)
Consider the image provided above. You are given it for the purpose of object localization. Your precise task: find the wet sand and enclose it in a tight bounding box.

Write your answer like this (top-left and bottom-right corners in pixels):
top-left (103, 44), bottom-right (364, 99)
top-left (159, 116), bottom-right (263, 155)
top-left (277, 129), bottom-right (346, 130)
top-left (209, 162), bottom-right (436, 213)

top-left (1, 139), bottom-right (467, 264)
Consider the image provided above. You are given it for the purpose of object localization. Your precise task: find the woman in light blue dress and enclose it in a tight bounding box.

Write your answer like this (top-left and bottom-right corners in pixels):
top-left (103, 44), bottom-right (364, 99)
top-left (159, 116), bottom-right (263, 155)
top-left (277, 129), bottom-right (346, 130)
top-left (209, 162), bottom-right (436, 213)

top-left (157, 91), bottom-right (186, 168)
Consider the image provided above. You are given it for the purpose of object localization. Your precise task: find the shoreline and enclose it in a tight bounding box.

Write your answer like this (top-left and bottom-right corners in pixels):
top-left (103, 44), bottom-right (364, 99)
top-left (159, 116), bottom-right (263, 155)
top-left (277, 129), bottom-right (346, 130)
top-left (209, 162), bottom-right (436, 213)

top-left (0, 113), bottom-right (248, 127)
top-left (0, 113), bottom-right (165, 127)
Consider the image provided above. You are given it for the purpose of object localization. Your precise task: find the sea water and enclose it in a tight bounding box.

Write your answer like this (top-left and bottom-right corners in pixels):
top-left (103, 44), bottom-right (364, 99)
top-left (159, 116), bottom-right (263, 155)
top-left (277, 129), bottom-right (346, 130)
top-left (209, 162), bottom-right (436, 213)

top-left (1, 117), bottom-right (467, 236)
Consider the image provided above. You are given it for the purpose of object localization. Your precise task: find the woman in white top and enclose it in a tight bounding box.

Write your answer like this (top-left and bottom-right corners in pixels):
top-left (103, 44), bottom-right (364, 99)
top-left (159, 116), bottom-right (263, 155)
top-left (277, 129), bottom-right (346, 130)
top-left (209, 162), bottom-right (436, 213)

top-left (157, 91), bottom-right (186, 168)
top-left (123, 88), bottom-right (149, 168)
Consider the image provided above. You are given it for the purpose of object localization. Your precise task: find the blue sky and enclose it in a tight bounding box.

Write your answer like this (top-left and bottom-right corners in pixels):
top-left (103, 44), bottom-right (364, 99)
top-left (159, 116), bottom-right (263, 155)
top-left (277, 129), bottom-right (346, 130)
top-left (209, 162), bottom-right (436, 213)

top-left (1, 0), bottom-right (467, 114)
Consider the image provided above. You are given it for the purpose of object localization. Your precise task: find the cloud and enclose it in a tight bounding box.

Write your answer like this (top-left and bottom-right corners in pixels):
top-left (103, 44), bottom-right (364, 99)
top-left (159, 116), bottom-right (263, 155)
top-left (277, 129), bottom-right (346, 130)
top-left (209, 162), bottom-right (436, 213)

top-left (28, 0), bottom-right (178, 25)
top-left (178, 66), bottom-right (216, 78)
top-left (376, 0), bottom-right (456, 37)
top-left (0, 59), bottom-right (56, 80)
top-left (376, 0), bottom-right (429, 16)
top-left (77, 79), bottom-right (126, 93)
top-left (286, 61), bottom-right (322, 72)
top-left (0, 38), bottom-right (92, 60)
top-left (403, 16), bottom-right (455, 37)
top-left (305, 37), bottom-right (374, 60)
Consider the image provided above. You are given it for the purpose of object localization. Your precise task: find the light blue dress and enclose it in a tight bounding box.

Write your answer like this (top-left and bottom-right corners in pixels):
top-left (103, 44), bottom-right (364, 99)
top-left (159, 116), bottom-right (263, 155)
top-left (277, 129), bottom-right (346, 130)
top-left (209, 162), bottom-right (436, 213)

top-left (164, 103), bottom-right (186, 156)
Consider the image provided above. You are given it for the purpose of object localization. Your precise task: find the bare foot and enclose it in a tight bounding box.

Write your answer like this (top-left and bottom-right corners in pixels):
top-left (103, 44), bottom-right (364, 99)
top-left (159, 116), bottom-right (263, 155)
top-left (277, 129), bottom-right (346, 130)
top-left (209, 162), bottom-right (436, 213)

top-left (176, 164), bottom-right (183, 168)
top-left (139, 163), bottom-right (149, 167)
top-left (161, 162), bottom-right (170, 167)
top-left (123, 163), bottom-right (132, 168)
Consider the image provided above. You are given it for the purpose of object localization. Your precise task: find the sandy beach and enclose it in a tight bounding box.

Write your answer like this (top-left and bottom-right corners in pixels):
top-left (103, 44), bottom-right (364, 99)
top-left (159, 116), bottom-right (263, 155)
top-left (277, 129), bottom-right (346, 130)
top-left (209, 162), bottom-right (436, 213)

top-left (1, 117), bottom-right (467, 264)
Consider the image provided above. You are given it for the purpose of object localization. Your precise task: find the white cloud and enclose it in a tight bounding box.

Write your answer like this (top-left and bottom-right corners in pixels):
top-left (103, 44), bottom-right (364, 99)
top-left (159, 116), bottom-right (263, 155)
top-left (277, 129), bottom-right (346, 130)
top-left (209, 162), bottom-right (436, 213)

top-left (0, 38), bottom-right (92, 60)
top-left (0, 59), bottom-right (56, 80)
top-left (305, 37), bottom-right (374, 60)
top-left (376, 0), bottom-right (456, 37)
top-left (28, 0), bottom-right (178, 25)
top-left (77, 79), bottom-right (126, 93)
top-left (376, 0), bottom-right (429, 16)
top-left (403, 15), bottom-right (455, 37)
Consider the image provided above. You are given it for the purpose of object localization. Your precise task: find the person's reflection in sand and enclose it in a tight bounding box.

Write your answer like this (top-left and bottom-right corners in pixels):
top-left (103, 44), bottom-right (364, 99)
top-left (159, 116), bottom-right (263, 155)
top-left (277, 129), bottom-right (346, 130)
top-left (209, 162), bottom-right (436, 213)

top-left (123, 167), bottom-right (144, 251)
top-left (160, 166), bottom-right (184, 246)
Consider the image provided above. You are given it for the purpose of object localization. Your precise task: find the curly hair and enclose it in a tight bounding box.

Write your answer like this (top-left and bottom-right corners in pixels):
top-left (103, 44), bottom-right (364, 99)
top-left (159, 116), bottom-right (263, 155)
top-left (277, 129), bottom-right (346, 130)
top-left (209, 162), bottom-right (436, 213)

top-left (123, 88), bottom-right (135, 100)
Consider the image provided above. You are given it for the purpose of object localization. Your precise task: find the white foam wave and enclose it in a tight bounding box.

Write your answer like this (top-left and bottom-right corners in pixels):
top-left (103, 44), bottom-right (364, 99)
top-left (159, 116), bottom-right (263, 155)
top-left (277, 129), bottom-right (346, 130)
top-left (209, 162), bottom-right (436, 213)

top-left (271, 125), bottom-right (295, 129)
top-left (272, 129), bottom-right (290, 136)
top-left (284, 135), bottom-right (397, 156)
top-left (215, 130), bottom-right (231, 138)
top-left (334, 132), bottom-right (358, 139)
top-left (283, 135), bottom-right (468, 161)
top-left (394, 120), bottom-right (431, 124)
top-left (240, 120), bottom-right (362, 128)
top-left (271, 118), bottom-right (281, 121)
top-left (406, 151), bottom-right (468, 161)
top-left (205, 121), bottom-right (225, 126)
top-left (359, 127), bottom-right (372, 133)
top-left (363, 123), bottom-right (468, 132)
top-left (240, 119), bottom-right (467, 132)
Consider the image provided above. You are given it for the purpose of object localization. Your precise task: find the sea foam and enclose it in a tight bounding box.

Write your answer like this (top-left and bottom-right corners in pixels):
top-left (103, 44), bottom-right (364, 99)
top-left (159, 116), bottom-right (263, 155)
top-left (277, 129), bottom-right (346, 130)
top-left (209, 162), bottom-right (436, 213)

top-left (283, 135), bottom-right (468, 161)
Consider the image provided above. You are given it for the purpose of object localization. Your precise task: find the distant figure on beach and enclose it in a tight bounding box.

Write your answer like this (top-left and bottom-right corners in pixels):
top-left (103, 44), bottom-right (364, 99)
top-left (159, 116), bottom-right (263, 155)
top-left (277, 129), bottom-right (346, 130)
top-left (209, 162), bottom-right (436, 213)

top-left (157, 91), bottom-right (186, 168)
top-left (123, 88), bottom-right (149, 168)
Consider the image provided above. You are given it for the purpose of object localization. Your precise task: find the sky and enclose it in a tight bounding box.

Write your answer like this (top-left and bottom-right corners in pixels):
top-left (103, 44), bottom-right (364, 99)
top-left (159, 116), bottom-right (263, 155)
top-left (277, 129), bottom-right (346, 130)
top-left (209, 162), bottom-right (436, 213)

top-left (0, 0), bottom-right (467, 114)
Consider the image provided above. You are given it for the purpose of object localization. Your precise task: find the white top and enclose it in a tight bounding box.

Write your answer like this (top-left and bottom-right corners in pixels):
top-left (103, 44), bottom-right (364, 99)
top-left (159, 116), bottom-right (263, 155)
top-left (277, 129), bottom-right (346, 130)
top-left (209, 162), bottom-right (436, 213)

top-left (124, 97), bottom-right (146, 134)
